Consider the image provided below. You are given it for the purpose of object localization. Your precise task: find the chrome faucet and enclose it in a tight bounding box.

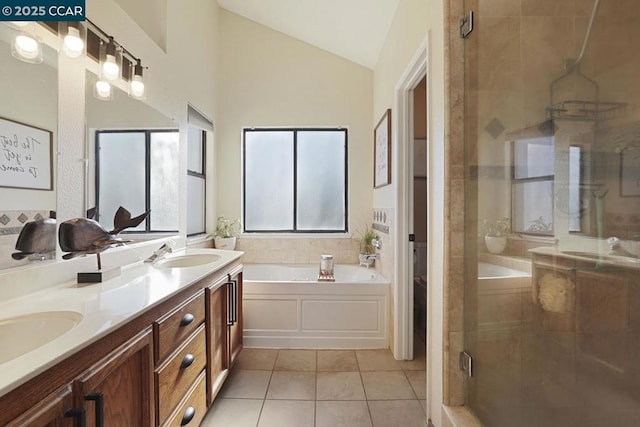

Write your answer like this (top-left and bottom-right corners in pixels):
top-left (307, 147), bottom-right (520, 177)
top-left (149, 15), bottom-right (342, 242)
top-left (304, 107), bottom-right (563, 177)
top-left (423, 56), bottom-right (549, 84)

top-left (607, 237), bottom-right (639, 258)
top-left (144, 241), bottom-right (174, 263)
top-left (371, 237), bottom-right (381, 250)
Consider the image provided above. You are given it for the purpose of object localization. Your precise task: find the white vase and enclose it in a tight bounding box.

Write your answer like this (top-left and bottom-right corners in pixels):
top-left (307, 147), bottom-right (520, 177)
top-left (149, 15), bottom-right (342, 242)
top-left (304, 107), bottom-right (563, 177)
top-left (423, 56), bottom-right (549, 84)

top-left (484, 235), bottom-right (507, 254)
top-left (214, 236), bottom-right (237, 250)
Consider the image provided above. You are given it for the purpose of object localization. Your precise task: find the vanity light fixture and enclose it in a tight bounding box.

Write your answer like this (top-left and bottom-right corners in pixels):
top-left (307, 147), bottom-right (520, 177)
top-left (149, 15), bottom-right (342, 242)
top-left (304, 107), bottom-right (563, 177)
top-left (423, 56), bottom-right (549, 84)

top-left (129, 59), bottom-right (145, 99)
top-left (61, 22), bottom-right (85, 58)
top-left (84, 19), bottom-right (148, 101)
top-left (95, 80), bottom-right (113, 101)
top-left (11, 32), bottom-right (43, 64)
top-left (100, 37), bottom-right (121, 81)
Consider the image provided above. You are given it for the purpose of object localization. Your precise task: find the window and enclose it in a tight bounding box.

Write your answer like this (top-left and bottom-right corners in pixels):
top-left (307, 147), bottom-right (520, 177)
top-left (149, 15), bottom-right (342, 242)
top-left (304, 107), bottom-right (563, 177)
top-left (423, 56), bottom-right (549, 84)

top-left (187, 126), bottom-right (206, 235)
top-left (96, 129), bottom-right (179, 232)
top-left (243, 128), bottom-right (347, 233)
top-left (511, 137), bottom-right (554, 235)
top-left (186, 105), bottom-right (214, 236)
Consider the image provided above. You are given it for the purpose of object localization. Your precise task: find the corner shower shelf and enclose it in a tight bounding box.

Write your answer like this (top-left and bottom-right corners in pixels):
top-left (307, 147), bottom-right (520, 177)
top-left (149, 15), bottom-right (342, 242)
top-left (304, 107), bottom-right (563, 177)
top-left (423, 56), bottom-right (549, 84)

top-left (546, 100), bottom-right (627, 121)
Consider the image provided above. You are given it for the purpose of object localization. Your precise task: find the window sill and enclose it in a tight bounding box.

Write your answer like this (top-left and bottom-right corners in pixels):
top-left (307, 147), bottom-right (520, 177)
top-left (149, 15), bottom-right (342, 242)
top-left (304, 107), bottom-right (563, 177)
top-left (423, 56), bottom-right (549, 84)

top-left (240, 232), bottom-right (352, 239)
top-left (509, 234), bottom-right (557, 245)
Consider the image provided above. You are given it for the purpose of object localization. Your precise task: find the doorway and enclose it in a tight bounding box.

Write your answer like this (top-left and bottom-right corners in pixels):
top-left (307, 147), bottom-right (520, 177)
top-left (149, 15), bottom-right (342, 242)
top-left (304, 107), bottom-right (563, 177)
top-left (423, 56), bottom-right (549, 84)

top-left (412, 76), bottom-right (428, 356)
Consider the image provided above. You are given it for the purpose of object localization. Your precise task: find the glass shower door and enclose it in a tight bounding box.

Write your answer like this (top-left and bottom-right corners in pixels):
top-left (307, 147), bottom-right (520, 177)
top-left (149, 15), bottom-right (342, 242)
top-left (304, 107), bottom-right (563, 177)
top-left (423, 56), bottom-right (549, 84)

top-left (463, 1), bottom-right (640, 426)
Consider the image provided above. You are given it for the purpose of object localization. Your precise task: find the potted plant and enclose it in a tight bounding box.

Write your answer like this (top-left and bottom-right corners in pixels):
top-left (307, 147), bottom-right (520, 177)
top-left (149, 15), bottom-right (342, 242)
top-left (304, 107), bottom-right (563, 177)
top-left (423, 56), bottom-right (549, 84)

top-left (482, 217), bottom-right (510, 254)
top-left (213, 216), bottom-right (240, 250)
top-left (358, 225), bottom-right (378, 267)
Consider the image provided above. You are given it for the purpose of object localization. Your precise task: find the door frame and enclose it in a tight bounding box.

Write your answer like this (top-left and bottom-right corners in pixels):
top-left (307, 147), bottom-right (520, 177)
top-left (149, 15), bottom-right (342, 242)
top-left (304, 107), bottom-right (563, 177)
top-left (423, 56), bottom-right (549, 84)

top-left (394, 37), bottom-right (428, 361)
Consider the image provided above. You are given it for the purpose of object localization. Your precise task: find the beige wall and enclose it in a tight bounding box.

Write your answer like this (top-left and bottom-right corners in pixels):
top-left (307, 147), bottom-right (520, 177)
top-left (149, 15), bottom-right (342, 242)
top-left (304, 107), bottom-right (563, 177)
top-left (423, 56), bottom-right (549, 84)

top-left (372, 0), bottom-right (445, 425)
top-left (216, 10), bottom-right (374, 245)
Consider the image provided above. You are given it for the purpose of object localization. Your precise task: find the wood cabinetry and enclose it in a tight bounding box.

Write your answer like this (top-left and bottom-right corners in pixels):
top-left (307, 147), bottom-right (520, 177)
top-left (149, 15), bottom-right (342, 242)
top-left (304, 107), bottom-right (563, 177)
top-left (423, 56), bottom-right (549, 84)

top-left (5, 330), bottom-right (154, 427)
top-left (0, 260), bottom-right (243, 427)
top-left (5, 386), bottom-right (73, 427)
top-left (206, 282), bottom-right (228, 405)
top-left (205, 268), bottom-right (243, 404)
top-left (228, 272), bottom-right (243, 368)
top-left (153, 291), bottom-right (207, 426)
top-left (74, 329), bottom-right (154, 426)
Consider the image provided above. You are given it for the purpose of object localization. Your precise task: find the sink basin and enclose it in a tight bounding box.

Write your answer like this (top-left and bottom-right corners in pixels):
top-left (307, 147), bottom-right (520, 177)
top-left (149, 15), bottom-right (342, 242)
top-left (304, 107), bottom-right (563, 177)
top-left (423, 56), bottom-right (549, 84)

top-left (154, 253), bottom-right (221, 269)
top-left (0, 311), bottom-right (83, 364)
top-left (561, 251), bottom-right (640, 264)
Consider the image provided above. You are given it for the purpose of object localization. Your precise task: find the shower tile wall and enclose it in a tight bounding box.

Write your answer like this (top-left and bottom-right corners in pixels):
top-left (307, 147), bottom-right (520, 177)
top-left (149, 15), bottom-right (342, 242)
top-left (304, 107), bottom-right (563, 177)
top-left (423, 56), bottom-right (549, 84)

top-left (460, 1), bottom-right (640, 426)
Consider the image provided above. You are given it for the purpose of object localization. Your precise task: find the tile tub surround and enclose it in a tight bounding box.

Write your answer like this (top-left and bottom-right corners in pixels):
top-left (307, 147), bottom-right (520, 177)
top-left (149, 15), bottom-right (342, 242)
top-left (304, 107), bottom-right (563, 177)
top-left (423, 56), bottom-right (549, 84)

top-left (236, 237), bottom-right (361, 264)
top-left (201, 348), bottom-right (427, 427)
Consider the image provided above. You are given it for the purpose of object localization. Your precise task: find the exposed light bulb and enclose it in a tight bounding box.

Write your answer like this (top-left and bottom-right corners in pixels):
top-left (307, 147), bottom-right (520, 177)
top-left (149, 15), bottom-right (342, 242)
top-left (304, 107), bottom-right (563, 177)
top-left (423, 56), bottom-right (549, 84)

top-left (95, 80), bottom-right (112, 99)
top-left (129, 61), bottom-right (145, 98)
top-left (130, 75), bottom-right (145, 98)
top-left (102, 54), bottom-right (119, 80)
top-left (12, 34), bottom-right (42, 63)
top-left (63, 26), bottom-right (84, 58)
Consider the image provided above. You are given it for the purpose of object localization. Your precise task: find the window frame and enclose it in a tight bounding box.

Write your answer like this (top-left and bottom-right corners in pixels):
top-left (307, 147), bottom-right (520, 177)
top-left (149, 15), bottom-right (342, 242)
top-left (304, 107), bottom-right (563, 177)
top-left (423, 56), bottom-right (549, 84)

top-left (186, 126), bottom-right (207, 237)
top-left (95, 128), bottom-right (179, 234)
top-left (510, 138), bottom-right (555, 236)
top-left (242, 127), bottom-right (348, 234)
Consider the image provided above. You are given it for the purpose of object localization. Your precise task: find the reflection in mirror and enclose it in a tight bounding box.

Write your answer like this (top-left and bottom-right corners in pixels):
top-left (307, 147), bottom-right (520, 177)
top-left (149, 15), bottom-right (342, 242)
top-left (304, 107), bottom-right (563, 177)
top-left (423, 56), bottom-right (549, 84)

top-left (85, 71), bottom-right (179, 239)
top-left (0, 23), bottom-right (57, 270)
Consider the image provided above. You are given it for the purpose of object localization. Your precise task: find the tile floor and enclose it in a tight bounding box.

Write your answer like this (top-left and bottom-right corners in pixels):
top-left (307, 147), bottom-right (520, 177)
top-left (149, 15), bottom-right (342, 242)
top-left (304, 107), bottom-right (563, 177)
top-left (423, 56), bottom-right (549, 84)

top-left (201, 346), bottom-right (427, 427)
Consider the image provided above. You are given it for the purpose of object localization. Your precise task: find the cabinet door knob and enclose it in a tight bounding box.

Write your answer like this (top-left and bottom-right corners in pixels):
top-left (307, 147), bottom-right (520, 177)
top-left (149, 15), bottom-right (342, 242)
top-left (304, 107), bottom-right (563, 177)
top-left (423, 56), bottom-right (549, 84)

top-left (180, 353), bottom-right (195, 369)
top-left (181, 406), bottom-right (196, 425)
top-left (180, 313), bottom-right (195, 327)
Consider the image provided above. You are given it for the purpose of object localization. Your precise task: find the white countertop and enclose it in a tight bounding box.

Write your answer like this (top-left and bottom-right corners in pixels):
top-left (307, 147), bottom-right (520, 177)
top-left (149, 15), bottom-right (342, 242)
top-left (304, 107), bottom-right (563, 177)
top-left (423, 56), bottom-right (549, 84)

top-left (0, 248), bottom-right (243, 398)
top-left (530, 246), bottom-right (640, 270)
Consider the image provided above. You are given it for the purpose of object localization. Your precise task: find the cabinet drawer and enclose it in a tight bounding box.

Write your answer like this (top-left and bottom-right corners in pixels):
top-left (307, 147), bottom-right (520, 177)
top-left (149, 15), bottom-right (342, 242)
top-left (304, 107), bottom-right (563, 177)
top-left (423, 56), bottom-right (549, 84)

top-left (162, 370), bottom-right (207, 427)
top-left (156, 325), bottom-right (207, 424)
top-left (155, 291), bottom-right (205, 363)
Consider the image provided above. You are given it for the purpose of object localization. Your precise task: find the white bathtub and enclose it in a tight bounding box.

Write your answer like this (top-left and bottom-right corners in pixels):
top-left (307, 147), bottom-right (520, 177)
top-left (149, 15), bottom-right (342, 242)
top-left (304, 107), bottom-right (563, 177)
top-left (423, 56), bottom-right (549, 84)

top-left (477, 262), bottom-right (532, 330)
top-left (242, 264), bottom-right (390, 349)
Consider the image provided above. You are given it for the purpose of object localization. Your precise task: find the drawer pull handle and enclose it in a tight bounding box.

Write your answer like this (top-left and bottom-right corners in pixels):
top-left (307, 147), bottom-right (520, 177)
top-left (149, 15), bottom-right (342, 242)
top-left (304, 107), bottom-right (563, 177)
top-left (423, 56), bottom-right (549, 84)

top-left (85, 393), bottom-right (104, 427)
top-left (180, 313), bottom-right (195, 327)
top-left (181, 406), bottom-right (196, 425)
top-left (64, 408), bottom-right (86, 427)
top-left (180, 353), bottom-right (195, 369)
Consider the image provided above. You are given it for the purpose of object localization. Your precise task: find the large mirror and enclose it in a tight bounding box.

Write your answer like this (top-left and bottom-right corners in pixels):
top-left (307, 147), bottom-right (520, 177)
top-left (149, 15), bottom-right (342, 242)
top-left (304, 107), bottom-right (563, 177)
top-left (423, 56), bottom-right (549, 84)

top-left (0, 23), bottom-right (58, 270)
top-left (85, 70), bottom-right (179, 240)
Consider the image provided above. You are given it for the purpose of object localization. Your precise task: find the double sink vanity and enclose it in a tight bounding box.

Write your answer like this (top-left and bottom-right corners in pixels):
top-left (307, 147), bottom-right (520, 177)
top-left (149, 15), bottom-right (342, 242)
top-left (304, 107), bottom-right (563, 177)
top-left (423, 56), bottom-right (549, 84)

top-left (0, 248), bottom-right (243, 427)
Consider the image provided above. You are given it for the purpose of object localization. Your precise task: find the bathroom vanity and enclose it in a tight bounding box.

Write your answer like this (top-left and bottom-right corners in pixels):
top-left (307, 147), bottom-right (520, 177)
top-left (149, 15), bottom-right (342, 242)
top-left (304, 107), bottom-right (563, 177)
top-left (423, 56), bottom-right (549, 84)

top-left (0, 249), bottom-right (243, 427)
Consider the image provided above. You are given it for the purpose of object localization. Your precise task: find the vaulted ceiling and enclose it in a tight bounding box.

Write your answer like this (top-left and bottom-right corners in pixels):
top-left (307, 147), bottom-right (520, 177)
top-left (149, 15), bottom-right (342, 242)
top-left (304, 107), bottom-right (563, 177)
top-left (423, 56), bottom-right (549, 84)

top-left (216, 0), bottom-right (400, 69)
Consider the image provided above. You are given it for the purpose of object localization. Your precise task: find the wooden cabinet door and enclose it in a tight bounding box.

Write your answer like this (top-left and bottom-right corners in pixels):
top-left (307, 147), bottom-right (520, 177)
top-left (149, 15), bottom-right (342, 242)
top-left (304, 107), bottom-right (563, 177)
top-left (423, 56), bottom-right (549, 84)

top-left (73, 328), bottom-right (154, 427)
top-left (206, 282), bottom-right (229, 405)
top-left (228, 272), bottom-right (243, 367)
top-left (6, 386), bottom-right (74, 427)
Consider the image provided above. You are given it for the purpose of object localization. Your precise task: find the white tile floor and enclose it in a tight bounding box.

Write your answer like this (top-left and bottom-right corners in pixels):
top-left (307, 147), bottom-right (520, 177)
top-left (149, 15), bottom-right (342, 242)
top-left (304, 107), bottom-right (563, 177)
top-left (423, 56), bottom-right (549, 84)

top-left (201, 347), bottom-right (427, 427)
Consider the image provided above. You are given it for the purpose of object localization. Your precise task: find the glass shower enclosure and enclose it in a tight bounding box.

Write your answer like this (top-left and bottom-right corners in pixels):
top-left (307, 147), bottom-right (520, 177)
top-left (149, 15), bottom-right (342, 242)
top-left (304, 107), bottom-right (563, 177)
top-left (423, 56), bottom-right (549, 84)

top-left (463, 0), bottom-right (640, 425)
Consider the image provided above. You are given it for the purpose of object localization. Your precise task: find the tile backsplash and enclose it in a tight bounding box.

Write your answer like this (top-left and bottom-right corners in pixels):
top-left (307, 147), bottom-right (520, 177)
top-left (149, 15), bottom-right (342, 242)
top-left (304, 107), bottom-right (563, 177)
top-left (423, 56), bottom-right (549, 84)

top-left (236, 237), bottom-right (361, 264)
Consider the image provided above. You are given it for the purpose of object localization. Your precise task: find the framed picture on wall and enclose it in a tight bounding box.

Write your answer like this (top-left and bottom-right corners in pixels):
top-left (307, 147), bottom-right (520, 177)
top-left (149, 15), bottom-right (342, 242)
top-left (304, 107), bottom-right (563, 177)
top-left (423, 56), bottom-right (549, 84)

top-left (0, 116), bottom-right (53, 191)
top-left (374, 108), bottom-right (391, 188)
top-left (620, 147), bottom-right (640, 197)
